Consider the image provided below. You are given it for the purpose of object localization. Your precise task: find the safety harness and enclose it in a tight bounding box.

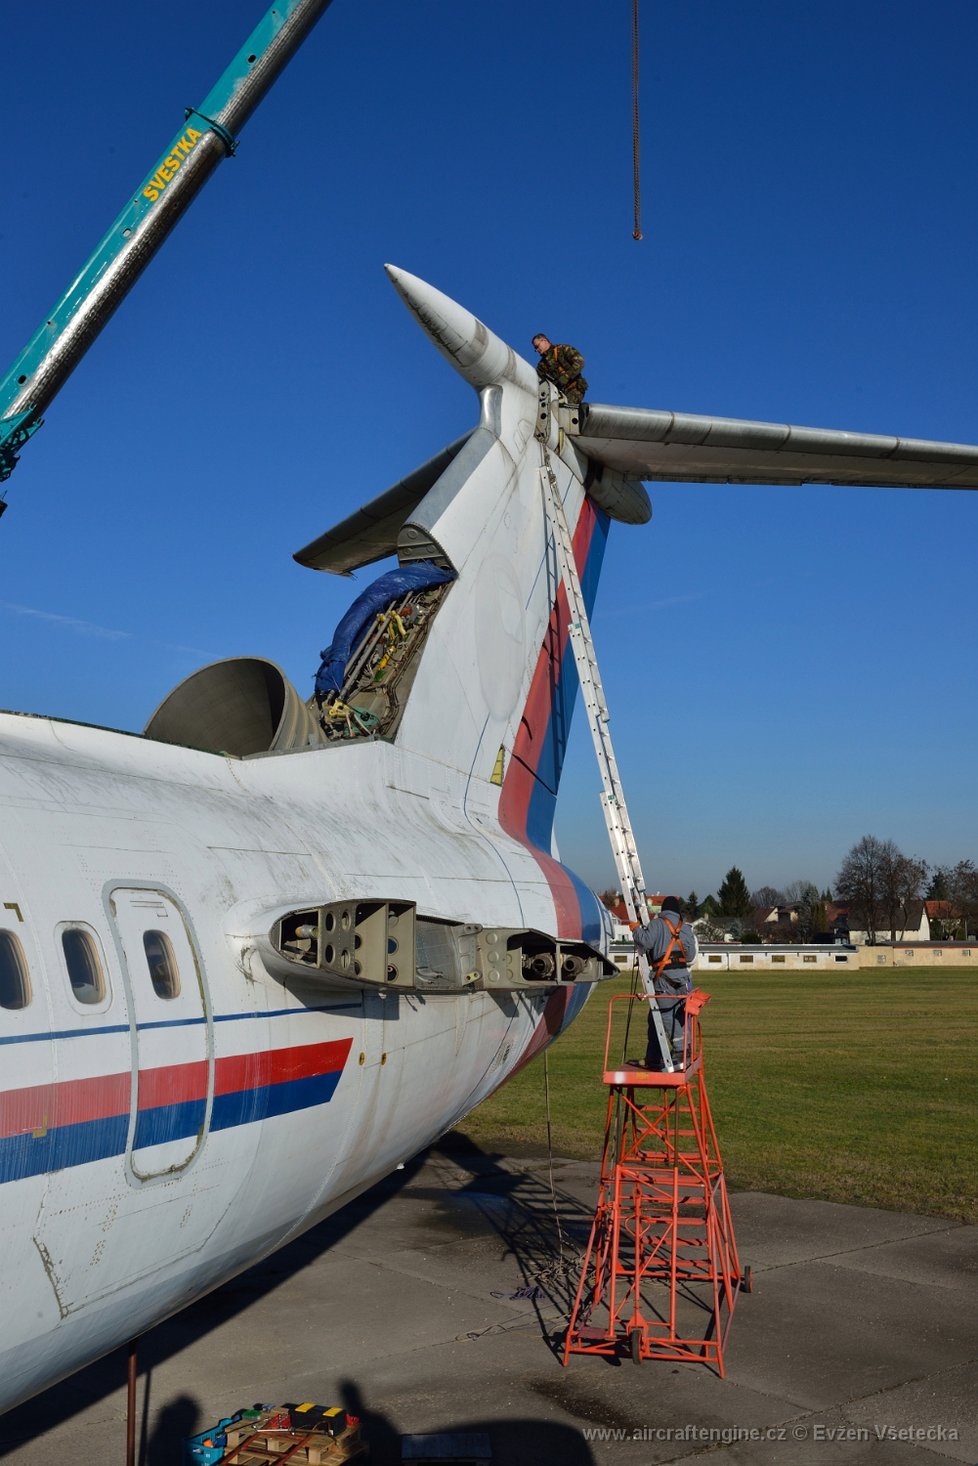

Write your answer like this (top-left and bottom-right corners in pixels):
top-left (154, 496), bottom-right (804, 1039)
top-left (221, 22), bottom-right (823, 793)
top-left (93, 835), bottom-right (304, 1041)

top-left (653, 913), bottom-right (689, 979)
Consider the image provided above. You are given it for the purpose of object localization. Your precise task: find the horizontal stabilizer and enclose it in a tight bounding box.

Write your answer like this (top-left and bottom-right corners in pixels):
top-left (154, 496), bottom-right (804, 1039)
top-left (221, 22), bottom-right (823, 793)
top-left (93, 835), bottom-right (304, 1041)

top-left (575, 404), bottom-right (978, 489)
top-left (294, 433), bottom-right (472, 574)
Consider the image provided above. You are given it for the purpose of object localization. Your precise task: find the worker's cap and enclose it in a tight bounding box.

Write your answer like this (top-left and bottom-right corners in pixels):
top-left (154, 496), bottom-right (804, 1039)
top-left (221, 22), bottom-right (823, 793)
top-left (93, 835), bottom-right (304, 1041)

top-left (660, 896), bottom-right (683, 915)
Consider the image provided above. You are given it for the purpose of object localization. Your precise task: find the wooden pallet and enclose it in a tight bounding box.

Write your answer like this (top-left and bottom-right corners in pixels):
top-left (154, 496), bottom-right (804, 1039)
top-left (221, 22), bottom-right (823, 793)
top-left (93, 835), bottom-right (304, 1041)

top-left (190, 1407), bottom-right (367, 1465)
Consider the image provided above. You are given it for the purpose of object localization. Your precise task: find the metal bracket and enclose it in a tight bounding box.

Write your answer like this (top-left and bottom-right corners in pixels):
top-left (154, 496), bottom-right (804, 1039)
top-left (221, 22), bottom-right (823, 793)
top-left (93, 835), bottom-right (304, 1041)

top-left (268, 901), bottom-right (615, 992)
top-left (558, 399), bottom-right (589, 436)
top-left (0, 410), bottom-right (43, 485)
top-left (534, 382), bottom-right (564, 453)
top-left (184, 108), bottom-right (238, 155)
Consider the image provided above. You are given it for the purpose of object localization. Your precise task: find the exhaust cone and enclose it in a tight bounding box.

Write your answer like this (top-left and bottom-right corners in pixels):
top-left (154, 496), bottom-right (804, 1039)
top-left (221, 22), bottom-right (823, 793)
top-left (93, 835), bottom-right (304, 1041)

top-left (145, 657), bottom-right (325, 756)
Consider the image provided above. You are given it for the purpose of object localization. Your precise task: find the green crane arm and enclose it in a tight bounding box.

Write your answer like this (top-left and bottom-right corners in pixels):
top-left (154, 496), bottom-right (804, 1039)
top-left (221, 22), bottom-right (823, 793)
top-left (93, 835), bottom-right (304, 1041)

top-left (0, 0), bottom-right (334, 506)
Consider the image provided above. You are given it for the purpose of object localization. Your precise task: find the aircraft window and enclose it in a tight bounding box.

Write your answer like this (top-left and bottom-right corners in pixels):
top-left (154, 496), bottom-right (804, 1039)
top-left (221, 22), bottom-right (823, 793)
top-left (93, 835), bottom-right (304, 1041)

top-left (143, 930), bottom-right (180, 999)
top-left (62, 927), bottom-right (106, 1004)
top-left (0, 931), bottom-right (31, 1010)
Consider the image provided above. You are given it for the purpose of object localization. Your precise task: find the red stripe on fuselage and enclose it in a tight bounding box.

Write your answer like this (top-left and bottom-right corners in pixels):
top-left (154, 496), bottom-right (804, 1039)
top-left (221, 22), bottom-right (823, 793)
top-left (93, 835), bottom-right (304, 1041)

top-left (499, 496), bottom-right (599, 937)
top-left (0, 1072), bottom-right (130, 1139)
top-left (137, 1040), bottom-right (354, 1109)
top-left (510, 988), bottom-right (571, 1076)
top-left (0, 1040), bottom-right (354, 1138)
top-left (137, 1060), bottom-right (207, 1111)
top-left (213, 1040), bottom-right (352, 1096)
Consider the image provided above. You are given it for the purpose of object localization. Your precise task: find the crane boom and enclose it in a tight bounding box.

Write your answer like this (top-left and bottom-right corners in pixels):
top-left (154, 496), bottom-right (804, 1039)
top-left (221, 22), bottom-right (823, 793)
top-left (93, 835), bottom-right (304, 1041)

top-left (0, 0), bottom-right (334, 502)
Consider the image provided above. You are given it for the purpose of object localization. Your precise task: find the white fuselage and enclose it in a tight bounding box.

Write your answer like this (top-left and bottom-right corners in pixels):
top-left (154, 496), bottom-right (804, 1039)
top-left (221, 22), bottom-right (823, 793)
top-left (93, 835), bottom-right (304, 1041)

top-left (0, 711), bottom-right (598, 1413)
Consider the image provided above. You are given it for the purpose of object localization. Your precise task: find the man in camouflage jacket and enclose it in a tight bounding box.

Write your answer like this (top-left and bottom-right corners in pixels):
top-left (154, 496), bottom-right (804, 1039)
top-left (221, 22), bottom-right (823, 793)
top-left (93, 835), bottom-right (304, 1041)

top-left (532, 333), bottom-right (588, 405)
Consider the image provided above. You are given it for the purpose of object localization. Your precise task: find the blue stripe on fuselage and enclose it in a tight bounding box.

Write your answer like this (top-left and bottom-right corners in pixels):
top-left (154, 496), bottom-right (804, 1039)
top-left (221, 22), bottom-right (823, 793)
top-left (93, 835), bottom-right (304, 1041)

top-left (0, 1115), bottom-right (130, 1185)
top-left (1, 1073), bottom-right (346, 1186)
top-left (525, 507), bottom-right (610, 850)
top-left (211, 1070), bottom-right (344, 1130)
top-left (133, 1098), bottom-right (207, 1151)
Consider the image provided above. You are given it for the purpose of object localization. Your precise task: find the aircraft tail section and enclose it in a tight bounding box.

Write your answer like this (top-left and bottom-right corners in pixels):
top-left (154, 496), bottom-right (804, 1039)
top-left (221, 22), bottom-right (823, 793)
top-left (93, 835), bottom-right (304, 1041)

top-left (294, 268), bottom-right (647, 941)
top-left (383, 274), bottom-right (632, 939)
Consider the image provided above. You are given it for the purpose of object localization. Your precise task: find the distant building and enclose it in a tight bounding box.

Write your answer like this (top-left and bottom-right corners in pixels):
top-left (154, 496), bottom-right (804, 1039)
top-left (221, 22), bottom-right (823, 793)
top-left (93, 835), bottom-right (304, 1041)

top-left (752, 902), bottom-right (805, 937)
top-left (844, 900), bottom-right (929, 945)
top-left (823, 903), bottom-right (852, 944)
top-left (605, 893), bottom-right (672, 943)
top-left (925, 899), bottom-right (963, 939)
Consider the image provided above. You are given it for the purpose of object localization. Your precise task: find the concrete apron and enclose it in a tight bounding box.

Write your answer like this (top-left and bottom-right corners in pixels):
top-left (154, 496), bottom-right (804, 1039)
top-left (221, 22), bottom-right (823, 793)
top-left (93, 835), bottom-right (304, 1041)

top-left (1, 1140), bottom-right (975, 1466)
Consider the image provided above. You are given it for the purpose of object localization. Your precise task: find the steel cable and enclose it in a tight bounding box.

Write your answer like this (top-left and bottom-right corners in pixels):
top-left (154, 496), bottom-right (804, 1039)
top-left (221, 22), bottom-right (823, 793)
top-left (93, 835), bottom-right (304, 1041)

top-left (632, 0), bottom-right (643, 239)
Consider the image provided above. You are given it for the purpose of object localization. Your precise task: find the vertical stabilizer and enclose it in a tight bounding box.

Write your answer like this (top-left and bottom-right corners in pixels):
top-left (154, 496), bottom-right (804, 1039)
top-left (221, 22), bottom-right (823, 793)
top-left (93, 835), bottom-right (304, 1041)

top-left (384, 268), bottom-right (612, 942)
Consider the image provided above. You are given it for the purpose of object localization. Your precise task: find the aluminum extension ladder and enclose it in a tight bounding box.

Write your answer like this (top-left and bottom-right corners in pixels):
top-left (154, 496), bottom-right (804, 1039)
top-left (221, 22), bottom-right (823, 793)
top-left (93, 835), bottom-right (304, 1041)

top-left (538, 445), bottom-right (673, 1068)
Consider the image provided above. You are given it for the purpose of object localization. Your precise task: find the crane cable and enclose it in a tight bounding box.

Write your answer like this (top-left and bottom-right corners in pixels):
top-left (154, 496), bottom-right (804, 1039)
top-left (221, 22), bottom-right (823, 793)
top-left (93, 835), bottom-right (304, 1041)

top-left (632, 0), bottom-right (643, 240)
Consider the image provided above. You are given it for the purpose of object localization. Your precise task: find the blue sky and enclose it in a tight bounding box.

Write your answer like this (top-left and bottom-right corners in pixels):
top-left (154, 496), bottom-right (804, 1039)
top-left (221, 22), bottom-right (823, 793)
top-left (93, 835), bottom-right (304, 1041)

top-left (2, 1), bottom-right (976, 901)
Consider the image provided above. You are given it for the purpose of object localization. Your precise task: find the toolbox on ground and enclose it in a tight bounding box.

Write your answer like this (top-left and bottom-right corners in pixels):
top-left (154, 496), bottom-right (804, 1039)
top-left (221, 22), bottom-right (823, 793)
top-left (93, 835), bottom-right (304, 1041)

top-left (184, 1403), bottom-right (366, 1464)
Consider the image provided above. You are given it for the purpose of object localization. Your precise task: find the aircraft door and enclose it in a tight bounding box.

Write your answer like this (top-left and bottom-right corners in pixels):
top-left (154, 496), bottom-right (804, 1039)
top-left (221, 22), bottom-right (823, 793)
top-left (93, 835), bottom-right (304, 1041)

top-left (108, 887), bottom-right (213, 1179)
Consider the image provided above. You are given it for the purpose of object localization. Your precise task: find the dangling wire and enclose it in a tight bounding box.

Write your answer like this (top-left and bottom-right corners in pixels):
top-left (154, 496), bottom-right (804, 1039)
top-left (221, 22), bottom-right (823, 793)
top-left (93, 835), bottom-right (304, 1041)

top-left (631, 0), bottom-right (643, 240)
top-left (620, 945), bottom-right (642, 1062)
top-left (542, 1048), bottom-right (572, 1268)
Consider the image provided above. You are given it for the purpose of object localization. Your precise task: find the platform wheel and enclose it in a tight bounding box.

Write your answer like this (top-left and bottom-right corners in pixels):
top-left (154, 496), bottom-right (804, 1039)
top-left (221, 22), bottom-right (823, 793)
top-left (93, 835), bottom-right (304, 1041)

top-left (629, 1326), bottom-right (644, 1365)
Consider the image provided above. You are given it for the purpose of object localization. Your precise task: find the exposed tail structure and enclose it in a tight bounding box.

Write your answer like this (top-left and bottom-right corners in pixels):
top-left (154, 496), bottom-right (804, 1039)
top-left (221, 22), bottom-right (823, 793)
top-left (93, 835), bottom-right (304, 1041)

top-left (295, 268), bottom-right (650, 945)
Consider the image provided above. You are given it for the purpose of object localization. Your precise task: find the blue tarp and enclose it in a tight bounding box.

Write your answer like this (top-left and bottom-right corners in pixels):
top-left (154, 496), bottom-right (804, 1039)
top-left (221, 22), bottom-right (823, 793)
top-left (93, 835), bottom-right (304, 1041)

top-left (314, 560), bottom-right (455, 698)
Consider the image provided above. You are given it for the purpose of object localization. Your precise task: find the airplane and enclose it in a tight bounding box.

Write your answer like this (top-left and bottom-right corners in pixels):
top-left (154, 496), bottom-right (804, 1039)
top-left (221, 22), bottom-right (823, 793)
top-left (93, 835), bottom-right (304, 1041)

top-left (4, 0), bottom-right (978, 1423)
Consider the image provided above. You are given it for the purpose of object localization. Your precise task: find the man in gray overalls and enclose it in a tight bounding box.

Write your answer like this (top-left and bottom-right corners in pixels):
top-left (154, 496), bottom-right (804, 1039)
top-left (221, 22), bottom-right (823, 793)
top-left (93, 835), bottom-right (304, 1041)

top-left (633, 896), bottom-right (698, 1069)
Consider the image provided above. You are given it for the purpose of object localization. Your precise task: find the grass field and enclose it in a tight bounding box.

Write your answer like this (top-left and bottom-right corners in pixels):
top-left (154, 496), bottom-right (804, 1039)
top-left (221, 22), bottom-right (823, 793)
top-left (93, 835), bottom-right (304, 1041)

top-left (455, 967), bottom-right (978, 1224)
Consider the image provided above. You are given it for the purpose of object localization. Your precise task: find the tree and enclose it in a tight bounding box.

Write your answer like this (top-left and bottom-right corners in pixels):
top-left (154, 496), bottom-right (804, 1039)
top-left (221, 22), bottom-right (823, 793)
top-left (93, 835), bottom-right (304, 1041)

top-left (926, 869), bottom-right (949, 901)
top-left (599, 889), bottom-right (621, 908)
top-left (938, 860), bottom-right (978, 939)
top-left (835, 837), bottom-right (927, 942)
top-left (695, 913), bottom-right (728, 942)
top-left (699, 894), bottom-right (719, 917)
top-left (783, 879), bottom-right (821, 941)
top-left (835, 837), bottom-right (889, 943)
top-left (717, 866), bottom-right (752, 918)
top-left (750, 885), bottom-right (784, 909)
top-left (882, 851), bottom-right (928, 940)
top-left (685, 891), bottom-right (699, 920)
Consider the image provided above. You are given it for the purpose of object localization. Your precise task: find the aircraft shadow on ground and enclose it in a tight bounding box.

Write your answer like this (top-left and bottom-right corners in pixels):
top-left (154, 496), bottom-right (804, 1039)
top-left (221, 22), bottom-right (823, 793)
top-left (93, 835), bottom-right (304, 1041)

top-left (0, 1137), bottom-right (600, 1463)
top-left (430, 1132), bottom-right (598, 1356)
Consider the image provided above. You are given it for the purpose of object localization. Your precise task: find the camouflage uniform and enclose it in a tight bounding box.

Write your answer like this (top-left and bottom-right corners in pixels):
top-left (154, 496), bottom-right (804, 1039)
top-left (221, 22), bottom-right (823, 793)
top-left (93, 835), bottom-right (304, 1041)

top-left (536, 343), bottom-right (588, 405)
